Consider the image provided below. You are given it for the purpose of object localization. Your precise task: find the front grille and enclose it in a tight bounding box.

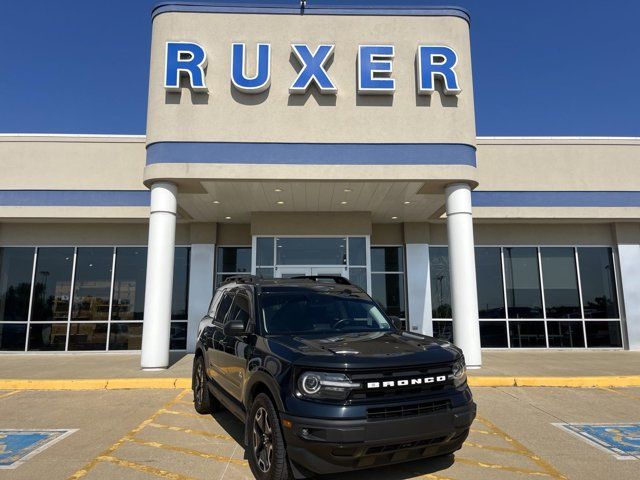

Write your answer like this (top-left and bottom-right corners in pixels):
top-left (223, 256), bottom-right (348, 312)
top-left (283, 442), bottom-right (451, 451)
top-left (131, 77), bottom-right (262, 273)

top-left (348, 364), bottom-right (453, 402)
top-left (364, 436), bottom-right (448, 455)
top-left (367, 399), bottom-right (451, 420)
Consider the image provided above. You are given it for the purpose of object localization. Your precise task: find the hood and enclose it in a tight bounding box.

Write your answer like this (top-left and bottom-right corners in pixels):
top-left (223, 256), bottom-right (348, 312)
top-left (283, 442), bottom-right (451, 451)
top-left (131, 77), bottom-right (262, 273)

top-left (267, 331), bottom-right (461, 369)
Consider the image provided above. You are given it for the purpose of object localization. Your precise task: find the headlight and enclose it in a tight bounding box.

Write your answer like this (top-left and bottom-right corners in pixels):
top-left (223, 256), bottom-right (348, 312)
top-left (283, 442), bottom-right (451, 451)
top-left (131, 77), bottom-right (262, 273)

top-left (451, 358), bottom-right (467, 387)
top-left (297, 372), bottom-right (361, 400)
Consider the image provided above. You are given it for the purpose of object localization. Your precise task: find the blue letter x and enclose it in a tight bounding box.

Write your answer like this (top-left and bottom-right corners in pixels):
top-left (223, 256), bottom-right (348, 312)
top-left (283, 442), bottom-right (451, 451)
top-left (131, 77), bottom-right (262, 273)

top-left (289, 44), bottom-right (337, 95)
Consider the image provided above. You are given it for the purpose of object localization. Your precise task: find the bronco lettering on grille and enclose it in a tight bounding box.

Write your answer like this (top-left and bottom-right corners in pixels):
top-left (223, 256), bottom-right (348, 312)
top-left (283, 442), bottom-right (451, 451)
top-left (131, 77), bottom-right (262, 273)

top-left (366, 375), bottom-right (448, 389)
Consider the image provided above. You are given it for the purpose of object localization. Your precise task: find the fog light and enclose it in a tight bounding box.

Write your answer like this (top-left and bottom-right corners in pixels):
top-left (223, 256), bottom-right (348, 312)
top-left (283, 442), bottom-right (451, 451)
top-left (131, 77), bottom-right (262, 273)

top-left (301, 428), bottom-right (310, 437)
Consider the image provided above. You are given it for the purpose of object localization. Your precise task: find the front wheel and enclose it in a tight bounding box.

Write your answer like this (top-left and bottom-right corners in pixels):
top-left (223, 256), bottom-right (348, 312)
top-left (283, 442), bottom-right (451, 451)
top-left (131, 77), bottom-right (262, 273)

top-left (193, 355), bottom-right (218, 414)
top-left (248, 394), bottom-right (292, 480)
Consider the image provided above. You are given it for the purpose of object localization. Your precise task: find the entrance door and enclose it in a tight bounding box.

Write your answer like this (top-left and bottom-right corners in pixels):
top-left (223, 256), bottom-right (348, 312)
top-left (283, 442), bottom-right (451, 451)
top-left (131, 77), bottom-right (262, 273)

top-left (276, 266), bottom-right (347, 279)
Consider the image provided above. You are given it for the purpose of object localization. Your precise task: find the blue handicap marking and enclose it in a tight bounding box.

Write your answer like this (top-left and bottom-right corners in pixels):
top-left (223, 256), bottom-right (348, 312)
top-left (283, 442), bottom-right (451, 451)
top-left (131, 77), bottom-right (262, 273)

top-left (0, 429), bottom-right (76, 468)
top-left (556, 423), bottom-right (640, 460)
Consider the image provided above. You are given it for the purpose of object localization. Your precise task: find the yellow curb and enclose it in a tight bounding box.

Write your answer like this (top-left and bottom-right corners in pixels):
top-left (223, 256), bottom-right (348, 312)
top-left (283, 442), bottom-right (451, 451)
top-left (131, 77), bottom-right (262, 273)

top-left (469, 375), bottom-right (640, 388)
top-left (1, 375), bottom-right (640, 391)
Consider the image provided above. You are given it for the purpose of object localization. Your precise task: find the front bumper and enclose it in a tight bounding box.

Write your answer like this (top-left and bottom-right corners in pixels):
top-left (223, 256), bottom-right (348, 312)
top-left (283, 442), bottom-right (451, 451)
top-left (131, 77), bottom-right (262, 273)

top-left (281, 400), bottom-right (476, 475)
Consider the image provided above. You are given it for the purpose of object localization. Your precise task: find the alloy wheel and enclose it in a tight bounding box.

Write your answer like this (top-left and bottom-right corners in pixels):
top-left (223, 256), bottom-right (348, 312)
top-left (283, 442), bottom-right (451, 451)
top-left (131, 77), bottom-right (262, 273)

top-left (252, 406), bottom-right (274, 473)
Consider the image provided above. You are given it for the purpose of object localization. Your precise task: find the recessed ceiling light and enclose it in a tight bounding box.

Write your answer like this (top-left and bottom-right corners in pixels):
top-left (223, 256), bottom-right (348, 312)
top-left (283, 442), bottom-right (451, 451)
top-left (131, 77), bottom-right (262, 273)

top-left (274, 188), bottom-right (283, 192)
top-left (276, 201), bottom-right (285, 205)
top-left (391, 216), bottom-right (398, 220)
top-left (212, 200), bottom-right (220, 204)
top-left (340, 201), bottom-right (348, 205)
top-left (403, 201), bottom-right (411, 205)
top-left (344, 188), bottom-right (352, 193)
top-left (224, 216), bottom-right (232, 220)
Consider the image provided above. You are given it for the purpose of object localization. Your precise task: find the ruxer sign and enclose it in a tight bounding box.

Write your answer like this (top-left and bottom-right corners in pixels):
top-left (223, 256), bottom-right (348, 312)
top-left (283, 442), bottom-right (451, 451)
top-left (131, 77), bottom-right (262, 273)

top-left (164, 42), bottom-right (462, 96)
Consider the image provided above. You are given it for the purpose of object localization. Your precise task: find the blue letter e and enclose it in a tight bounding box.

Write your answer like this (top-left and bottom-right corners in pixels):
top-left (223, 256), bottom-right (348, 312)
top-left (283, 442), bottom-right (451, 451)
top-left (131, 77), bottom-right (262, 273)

top-left (417, 46), bottom-right (461, 95)
top-left (165, 42), bottom-right (208, 92)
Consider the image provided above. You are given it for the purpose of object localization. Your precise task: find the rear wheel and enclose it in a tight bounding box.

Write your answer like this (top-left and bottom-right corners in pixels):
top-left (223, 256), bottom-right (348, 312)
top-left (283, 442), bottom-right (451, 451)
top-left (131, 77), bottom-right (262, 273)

top-left (193, 355), bottom-right (218, 414)
top-left (248, 393), bottom-right (292, 480)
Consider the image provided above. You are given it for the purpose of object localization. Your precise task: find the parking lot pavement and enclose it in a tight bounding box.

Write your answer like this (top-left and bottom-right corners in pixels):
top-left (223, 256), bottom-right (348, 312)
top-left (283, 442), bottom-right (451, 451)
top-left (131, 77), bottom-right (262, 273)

top-left (0, 387), bottom-right (638, 480)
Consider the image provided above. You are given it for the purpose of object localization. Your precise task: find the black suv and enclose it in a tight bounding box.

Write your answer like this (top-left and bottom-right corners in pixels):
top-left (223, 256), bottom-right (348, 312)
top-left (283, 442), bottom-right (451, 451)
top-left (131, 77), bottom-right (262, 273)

top-left (192, 275), bottom-right (476, 479)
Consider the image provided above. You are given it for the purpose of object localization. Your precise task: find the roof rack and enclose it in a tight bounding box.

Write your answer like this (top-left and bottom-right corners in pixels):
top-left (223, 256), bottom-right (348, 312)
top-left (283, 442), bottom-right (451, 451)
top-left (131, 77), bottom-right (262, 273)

top-left (290, 275), bottom-right (354, 286)
top-left (221, 274), bottom-right (259, 285)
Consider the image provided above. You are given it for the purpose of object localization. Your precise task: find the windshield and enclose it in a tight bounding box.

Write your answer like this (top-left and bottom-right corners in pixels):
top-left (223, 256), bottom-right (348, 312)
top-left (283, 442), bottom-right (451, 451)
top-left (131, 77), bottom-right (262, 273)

top-left (260, 290), bottom-right (392, 335)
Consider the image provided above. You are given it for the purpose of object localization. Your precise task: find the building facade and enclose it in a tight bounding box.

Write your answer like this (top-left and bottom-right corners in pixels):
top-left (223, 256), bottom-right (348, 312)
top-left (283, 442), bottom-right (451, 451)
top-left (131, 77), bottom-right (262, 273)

top-left (0, 2), bottom-right (638, 368)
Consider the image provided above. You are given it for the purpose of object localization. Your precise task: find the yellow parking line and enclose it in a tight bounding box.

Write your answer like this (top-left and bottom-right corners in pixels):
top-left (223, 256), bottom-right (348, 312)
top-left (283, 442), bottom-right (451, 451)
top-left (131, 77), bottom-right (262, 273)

top-left (100, 455), bottom-right (198, 480)
top-left (158, 408), bottom-right (205, 420)
top-left (67, 389), bottom-right (190, 480)
top-left (0, 390), bottom-right (20, 399)
top-left (463, 441), bottom-right (520, 454)
top-left (148, 422), bottom-right (236, 442)
top-left (126, 437), bottom-right (248, 466)
top-left (456, 457), bottom-right (557, 477)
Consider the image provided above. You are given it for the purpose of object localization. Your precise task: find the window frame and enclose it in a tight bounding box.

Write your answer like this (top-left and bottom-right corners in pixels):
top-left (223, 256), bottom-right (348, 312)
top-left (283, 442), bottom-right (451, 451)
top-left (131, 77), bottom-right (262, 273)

top-left (370, 245), bottom-right (407, 323)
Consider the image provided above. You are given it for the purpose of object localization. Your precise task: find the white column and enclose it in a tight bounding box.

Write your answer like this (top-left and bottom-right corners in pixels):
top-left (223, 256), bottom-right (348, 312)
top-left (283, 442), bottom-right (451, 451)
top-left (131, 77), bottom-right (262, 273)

top-left (445, 183), bottom-right (481, 368)
top-left (614, 223), bottom-right (640, 350)
top-left (187, 244), bottom-right (216, 352)
top-left (141, 182), bottom-right (178, 370)
top-left (405, 243), bottom-right (433, 336)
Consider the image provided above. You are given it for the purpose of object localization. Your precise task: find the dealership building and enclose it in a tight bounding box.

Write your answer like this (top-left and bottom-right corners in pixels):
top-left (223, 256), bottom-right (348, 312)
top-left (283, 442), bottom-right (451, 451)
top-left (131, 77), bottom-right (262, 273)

top-left (0, 1), bottom-right (639, 369)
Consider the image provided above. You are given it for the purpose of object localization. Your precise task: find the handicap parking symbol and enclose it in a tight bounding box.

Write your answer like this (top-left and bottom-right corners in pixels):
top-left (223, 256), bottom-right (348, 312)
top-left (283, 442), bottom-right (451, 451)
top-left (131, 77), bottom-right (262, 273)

top-left (554, 423), bottom-right (640, 460)
top-left (0, 429), bottom-right (77, 469)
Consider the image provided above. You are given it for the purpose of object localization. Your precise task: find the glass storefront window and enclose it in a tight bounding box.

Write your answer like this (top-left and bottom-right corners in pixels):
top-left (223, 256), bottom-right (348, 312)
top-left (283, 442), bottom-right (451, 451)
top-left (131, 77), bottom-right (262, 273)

top-left (348, 267), bottom-right (367, 291)
top-left (475, 247), bottom-right (505, 319)
top-left (276, 237), bottom-right (347, 265)
top-left (30, 248), bottom-right (73, 323)
top-left (172, 247), bottom-right (190, 320)
top-left (109, 323), bottom-right (143, 350)
top-left (479, 321), bottom-right (508, 348)
top-left (541, 248), bottom-right (581, 319)
top-left (585, 321), bottom-right (622, 348)
top-left (578, 248), bottom-right (619, 318)
top-left (0, 247), bottom-right (34, 322)
top-left (372, 273), bottom-right (405, 318)
top-left (28, 323), bottom-right (68, 351)
top-left (508, 321), bottom-right (546, 348)
top-left (503, 247), bottom-right (543, 319)
top-left (547, 321), bottom-right (585, 348)
top-left (67, 322), bottom-right (108, 351)
top-left (348, 237), bottom-right (366, 266)
top-left (170, 322), bottom-right (188, 350)
top-left (372, 246), bottom-right (404, 272)
top-left (71, 248), bottom-right (113, 321)
top-left (111, 247), bottom-right (147, 321)
top-left (0, 323), bottom-right (27, 351)
top-left (256, 238), bottom-right (274, 266)
top-left (433, 320), bottom-right (453, 342)
top-left (429, 247), bottom-right (451, 319)
top-left (215, 247), bottom-right (251, 287)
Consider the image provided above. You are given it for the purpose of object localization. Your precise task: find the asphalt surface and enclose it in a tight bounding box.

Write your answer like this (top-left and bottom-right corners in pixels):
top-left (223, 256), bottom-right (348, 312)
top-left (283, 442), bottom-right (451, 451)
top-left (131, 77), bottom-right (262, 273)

top-left (0, 387), bottom-right (638, 480)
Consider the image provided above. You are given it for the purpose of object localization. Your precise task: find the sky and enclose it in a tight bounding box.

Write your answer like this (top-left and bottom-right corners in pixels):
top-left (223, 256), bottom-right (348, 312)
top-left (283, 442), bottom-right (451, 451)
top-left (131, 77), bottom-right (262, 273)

top-left (0, 0), bottom-right (639, 136)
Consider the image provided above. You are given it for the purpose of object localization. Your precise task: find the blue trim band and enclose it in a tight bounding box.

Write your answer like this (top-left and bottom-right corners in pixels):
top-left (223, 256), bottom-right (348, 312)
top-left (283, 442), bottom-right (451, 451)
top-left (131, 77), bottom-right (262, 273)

top-left (0, 190), bottom-right (150, 207)
top-left (146, 142), bottom-right (477, 167)
top-left (472, 191), bottom-right (640, 207)
top-left (151, 2), bottom-right (471, 23)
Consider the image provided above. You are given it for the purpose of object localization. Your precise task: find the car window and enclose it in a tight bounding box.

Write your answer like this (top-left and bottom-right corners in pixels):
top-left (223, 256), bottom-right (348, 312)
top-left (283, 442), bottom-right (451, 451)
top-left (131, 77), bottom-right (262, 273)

top-left (226, 291), bottom-right (251, 327)
top-left (214, 291), bottom-right (234, 324)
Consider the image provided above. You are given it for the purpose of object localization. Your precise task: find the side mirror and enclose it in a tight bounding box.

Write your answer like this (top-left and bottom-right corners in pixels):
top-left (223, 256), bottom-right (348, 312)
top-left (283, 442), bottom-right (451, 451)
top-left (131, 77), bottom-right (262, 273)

top-left (389, 316), bottom-right (404, 330)
top-left (223, 319), bottom-right (246, 337)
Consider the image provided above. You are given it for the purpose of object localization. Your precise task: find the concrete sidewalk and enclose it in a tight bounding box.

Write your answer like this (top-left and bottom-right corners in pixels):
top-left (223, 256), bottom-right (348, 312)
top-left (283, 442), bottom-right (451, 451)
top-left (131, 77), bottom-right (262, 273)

top-left (0, 350), bottom-right (638, 389)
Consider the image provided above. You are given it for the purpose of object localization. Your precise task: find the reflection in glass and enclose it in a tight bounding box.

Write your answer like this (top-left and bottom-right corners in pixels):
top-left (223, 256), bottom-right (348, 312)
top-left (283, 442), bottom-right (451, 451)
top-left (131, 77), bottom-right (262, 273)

top-left (0, 247), bottom-right (34, 322)
top-left (172, 248), bottom-right (190, 320)
top-left (31, 248), bottom-right (73, 322)
top-left (541, 248), bottom-right (581, 319)
top-left (585, 321), bottom-right (622, 347)
top-left (109, 323), bottom-right (143, 350)
top-left (578, 248), bottom-right (619, 318)
top-left (111, 248), bottom-right (147, 321)
top-left (371, 273), bottom-right (405, 317)
top-left (28, 323), bottom-right (67, 351)
top-left (217, 247), bottom-right (251, 273)
top-left (508, 321), bottom-right (546, 348)
top-left (71, 248), bottom-right (113, 321)
top-left (371, 247), bottom-right (404, 272)
top-left (0, 323), bottom-right (27, 351)
top-left (256, 268), bottom-right (274, 279)
top-left (475, 247), bottom-right (505, 318)
top-left (348, 237), bottom-right (366, 266)
top-left (67, 323), bottom-right (108, 350)
top-left (256, 238), bottom-right (274, 266)
top-left (503, 248), bottom-right (543, 319)
top-left (170, 322), bottom-right (188, 350)
top-left (429, 247), bottom-right (451, 318)
top-left (480, 321), bottom-right (508, 347)
top-left (349, 267), bottom-right (367, 291)
top-left (547, 321), bottom-right (585, 348)
top-left (432, 320), bottom-right (453, 342)
top-left (276, 238), bottom-right (346, 265)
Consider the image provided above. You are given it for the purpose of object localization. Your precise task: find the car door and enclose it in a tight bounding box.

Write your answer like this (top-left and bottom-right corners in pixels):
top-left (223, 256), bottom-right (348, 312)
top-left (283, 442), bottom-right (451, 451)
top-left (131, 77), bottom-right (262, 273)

top-left (217, 288), bottom-right (253, 399)
top-left (209, 288), bottom-right (235, 383)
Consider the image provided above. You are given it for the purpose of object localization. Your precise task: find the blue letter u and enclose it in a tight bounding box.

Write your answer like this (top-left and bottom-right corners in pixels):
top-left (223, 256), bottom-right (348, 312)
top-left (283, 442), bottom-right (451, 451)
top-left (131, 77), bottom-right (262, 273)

top-left (231, 43), bottom-right (272, 94)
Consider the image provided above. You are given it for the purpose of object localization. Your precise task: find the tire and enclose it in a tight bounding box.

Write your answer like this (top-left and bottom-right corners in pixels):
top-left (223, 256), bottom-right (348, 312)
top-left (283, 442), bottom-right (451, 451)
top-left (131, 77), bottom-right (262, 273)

top-left (193, 355), bottom-right (218, 414)
top-left (248, 393), bottom-right (292, 480)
